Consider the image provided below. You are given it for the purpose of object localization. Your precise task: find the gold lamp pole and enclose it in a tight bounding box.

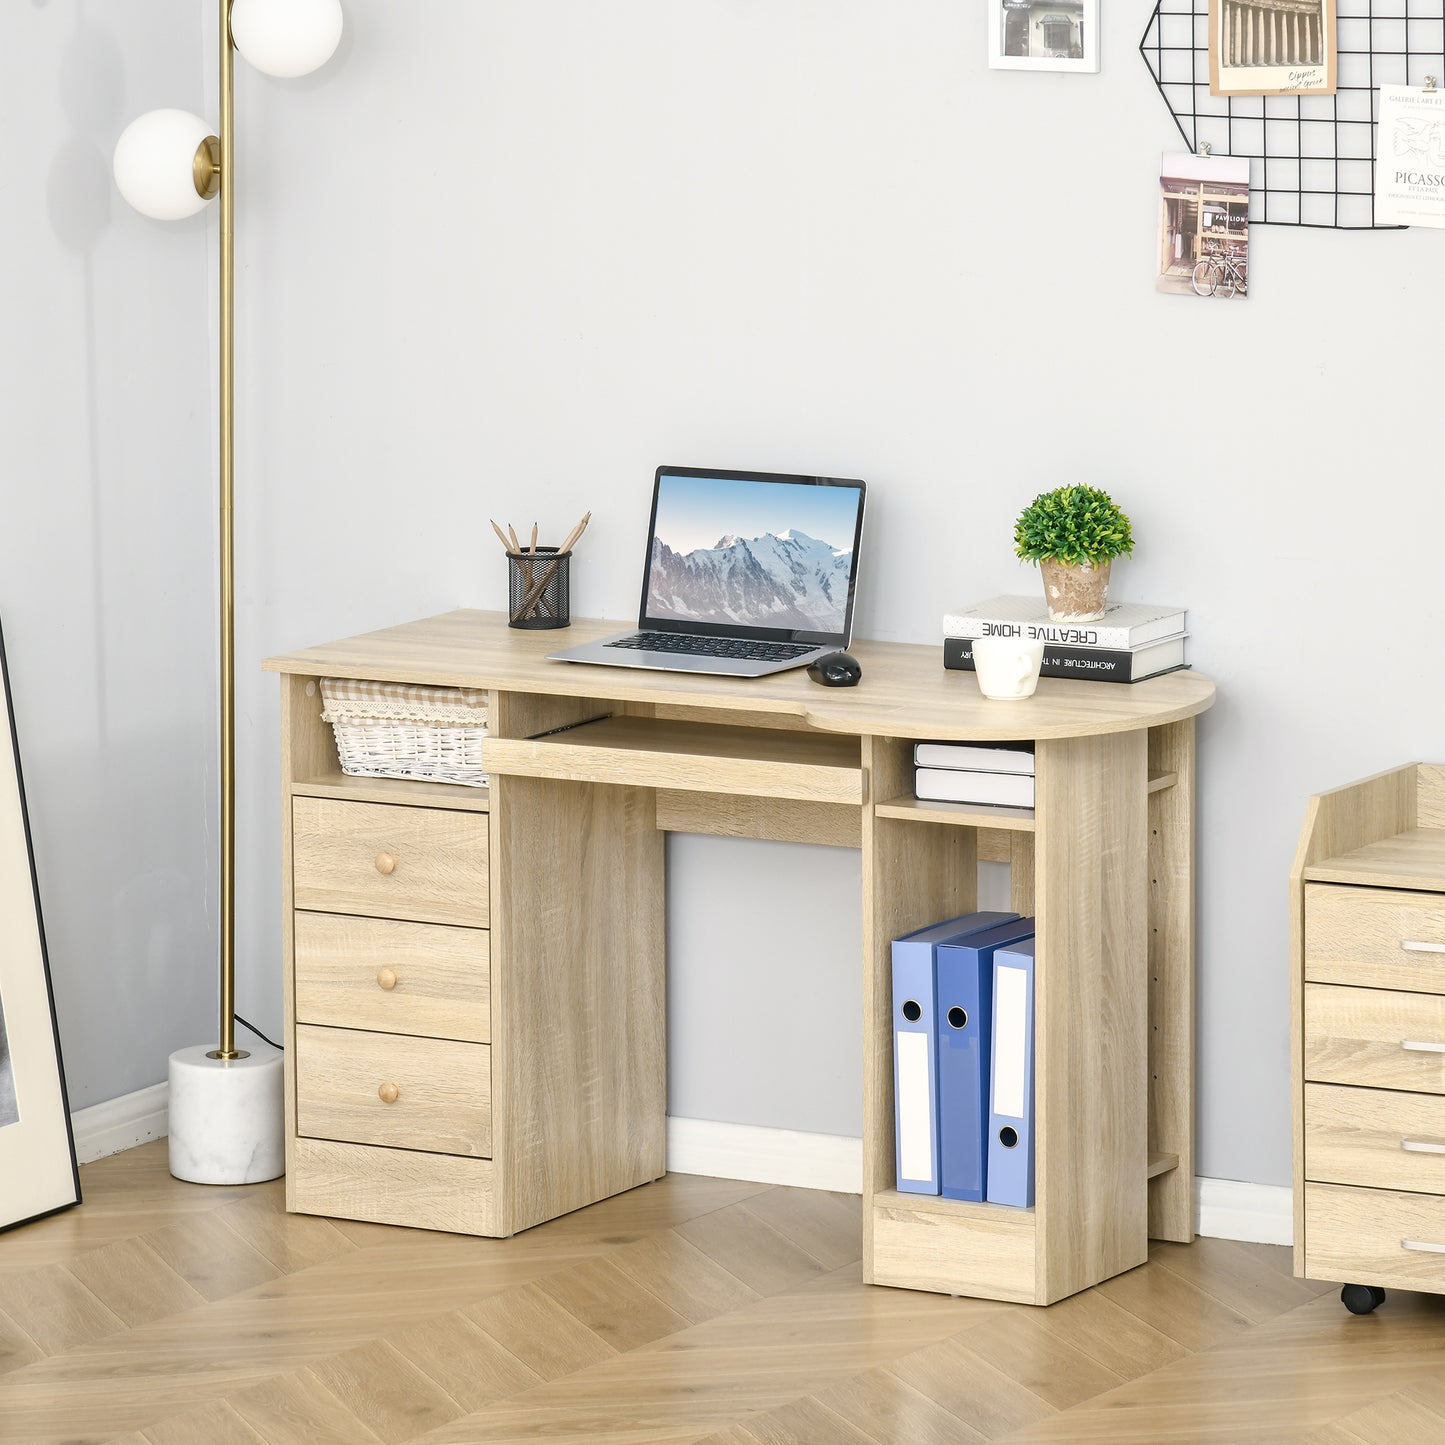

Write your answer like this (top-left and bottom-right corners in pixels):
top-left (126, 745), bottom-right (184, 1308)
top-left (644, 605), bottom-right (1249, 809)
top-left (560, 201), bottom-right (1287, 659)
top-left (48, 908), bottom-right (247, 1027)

top-left (112, 0), bottom-right (343, 1179)
top-left (215, 2), bottom-right (240, 1061)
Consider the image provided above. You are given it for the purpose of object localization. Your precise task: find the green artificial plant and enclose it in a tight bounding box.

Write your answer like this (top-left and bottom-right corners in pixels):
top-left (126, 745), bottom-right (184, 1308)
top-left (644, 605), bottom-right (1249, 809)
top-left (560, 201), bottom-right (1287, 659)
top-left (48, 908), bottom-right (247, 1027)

top-left (1013, 485), bottom-right (1135, 569)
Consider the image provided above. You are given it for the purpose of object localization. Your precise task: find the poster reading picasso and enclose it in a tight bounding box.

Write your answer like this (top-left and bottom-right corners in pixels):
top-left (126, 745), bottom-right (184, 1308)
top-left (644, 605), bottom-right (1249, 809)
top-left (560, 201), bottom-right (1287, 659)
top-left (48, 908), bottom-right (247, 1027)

top-left (1377, 85), bottom-right (1445, 228)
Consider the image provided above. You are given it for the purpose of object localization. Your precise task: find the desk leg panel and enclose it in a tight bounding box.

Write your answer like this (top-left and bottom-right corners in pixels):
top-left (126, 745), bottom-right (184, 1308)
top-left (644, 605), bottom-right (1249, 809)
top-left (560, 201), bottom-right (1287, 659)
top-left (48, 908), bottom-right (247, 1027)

top-left (1034, 731), bottom-right (1150, 1304)
top-left (491, 768), bottom-right (666, 1234)
top-left (1147, 718), bottom-right (1196, 1243)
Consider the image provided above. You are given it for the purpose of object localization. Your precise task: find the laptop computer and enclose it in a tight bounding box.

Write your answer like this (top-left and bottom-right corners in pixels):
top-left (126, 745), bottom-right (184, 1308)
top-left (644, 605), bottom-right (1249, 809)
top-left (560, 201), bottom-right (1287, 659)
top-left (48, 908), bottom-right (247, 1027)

top-left (548, 465), bottom-right (867, 677)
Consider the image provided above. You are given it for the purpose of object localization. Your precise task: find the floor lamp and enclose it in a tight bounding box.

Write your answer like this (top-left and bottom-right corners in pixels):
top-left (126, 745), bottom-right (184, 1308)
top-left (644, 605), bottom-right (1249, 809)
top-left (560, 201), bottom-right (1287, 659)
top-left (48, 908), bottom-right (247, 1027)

top-left (112, 0), bottom-right (343, 1185)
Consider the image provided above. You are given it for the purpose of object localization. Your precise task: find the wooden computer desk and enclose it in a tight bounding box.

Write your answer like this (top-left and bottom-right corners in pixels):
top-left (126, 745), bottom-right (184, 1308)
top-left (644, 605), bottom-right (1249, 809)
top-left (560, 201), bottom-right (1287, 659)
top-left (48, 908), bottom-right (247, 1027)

top-left (265, 610), bottom-right (1215, 1305)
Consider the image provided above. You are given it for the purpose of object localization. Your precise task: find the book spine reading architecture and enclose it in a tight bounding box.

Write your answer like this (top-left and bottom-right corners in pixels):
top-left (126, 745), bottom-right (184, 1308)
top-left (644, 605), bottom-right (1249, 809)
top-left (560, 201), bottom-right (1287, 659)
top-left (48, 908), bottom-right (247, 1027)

top-left (943, 634), bottom-right (1188, 684)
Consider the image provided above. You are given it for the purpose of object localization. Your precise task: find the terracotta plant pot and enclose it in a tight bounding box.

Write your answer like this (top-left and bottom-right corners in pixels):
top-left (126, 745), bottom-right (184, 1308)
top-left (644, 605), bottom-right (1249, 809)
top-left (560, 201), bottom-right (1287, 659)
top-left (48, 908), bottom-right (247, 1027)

top-left (1039, 557), bottom-right (1110, 622)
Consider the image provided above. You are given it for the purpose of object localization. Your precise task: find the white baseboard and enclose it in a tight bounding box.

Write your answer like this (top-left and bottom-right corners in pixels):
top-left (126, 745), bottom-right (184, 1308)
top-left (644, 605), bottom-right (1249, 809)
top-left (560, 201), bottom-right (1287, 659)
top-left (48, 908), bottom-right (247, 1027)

top-left (667, 1117), bottom-right (863, 1194)
top-left (1195, 1175), bottom-right (1293, 1246)
top-left (666, 1117), bottom-right (1296, 1247)
top-left (71, 1097), bottom-right (1295, 1247)
top-left (71, 1081), bottom-right (168, 1165)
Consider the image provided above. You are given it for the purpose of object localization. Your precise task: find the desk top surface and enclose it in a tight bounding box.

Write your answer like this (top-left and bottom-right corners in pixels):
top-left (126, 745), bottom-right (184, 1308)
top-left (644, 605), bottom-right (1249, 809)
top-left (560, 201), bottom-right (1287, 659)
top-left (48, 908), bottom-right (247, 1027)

top-left (264, 610), bottom-right (1216, 741)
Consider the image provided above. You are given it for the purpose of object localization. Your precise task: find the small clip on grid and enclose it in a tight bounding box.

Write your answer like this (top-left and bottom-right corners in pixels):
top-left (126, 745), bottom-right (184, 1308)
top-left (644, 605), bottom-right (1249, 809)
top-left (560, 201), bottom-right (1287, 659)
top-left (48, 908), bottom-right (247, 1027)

top-left (1198, 141), bottom-right (1212, 158)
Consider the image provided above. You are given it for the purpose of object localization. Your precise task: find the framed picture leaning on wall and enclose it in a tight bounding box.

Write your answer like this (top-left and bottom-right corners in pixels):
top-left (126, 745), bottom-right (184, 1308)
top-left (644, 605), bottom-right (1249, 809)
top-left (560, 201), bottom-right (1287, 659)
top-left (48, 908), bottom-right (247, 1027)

top-left (0, 620), bottom-right (80, 1232)
top-left (989, 0), bottom-right (1101, 73)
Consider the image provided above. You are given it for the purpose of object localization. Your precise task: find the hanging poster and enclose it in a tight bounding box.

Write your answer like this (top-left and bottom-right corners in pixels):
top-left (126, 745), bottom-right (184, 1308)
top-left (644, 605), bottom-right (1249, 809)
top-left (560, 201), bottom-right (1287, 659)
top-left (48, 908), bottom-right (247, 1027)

top-left (1157, 152), bottom-right (1251, 300)
top-left (1209, 0), bottom-right (1336, 97)
top-left (1376, 84), bottom-right (1445, 228)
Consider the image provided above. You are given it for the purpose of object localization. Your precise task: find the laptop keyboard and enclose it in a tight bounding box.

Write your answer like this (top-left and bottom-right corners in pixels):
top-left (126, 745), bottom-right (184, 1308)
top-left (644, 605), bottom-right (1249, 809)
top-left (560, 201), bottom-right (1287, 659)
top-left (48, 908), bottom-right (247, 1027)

top-left (605, 632), bottom-right (817, 662)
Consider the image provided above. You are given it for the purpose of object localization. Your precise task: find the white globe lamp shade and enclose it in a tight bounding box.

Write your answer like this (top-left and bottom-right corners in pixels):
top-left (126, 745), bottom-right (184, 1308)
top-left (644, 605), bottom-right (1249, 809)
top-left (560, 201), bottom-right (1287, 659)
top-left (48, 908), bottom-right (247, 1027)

top-left (113, 109), bottom-right (217, 220)
top-left (231, 0), bottom-right (343, 78)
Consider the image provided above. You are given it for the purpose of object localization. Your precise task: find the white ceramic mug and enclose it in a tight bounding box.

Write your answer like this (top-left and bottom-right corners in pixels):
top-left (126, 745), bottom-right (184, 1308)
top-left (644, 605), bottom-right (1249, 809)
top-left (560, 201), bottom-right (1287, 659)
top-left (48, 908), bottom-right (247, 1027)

top-left (972, 636), bottom-right (1045, 701)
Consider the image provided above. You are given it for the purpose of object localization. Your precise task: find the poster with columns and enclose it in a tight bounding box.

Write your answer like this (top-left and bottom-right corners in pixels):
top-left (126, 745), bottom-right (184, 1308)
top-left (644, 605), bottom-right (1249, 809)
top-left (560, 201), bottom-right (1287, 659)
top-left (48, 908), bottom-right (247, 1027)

top-left (1210, 0), bottom-right (1336, 96)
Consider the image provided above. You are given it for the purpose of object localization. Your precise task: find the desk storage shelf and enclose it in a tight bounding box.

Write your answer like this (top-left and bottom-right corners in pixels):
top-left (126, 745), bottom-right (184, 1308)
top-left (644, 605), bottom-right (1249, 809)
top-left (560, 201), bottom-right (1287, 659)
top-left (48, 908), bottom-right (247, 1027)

top-left (1292, 764), bottom-right (1445, 1312)
top-left (265, 612), bottom-right (1214, 1304)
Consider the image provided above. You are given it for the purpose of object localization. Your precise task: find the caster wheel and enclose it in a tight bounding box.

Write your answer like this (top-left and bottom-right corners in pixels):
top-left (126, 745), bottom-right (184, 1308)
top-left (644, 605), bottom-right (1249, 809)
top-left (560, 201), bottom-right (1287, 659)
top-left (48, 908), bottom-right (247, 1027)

top-left (1341, 1283), bottom-right (1386, 1314)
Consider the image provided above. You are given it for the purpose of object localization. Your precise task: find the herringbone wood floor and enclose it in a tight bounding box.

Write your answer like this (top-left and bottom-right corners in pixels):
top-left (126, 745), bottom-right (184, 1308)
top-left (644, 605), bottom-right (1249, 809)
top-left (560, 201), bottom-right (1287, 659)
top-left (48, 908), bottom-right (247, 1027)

top-left (2, 1144), bottom-right (1444, 1443)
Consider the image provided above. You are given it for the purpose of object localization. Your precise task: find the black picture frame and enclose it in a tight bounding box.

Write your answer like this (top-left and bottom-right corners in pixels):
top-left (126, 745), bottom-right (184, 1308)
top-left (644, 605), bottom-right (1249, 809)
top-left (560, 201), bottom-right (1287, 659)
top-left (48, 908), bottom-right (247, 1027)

top-left (0, 619), bottom-right (81, 1232)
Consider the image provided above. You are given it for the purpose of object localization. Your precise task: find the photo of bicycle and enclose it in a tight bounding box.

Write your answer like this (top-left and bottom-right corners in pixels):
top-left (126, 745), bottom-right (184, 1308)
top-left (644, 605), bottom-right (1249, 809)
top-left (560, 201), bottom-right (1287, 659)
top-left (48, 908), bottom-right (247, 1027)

top-left (1157, 152), bottom-right (1251, 301)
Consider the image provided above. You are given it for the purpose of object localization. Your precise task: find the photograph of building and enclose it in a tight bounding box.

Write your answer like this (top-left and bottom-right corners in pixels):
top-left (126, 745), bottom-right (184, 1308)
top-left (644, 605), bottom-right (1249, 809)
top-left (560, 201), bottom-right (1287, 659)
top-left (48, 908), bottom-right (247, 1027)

top-left (1212, 0), bottom-right (1335, 95)
top-left (1157, 152), bottom-right (1251, 298)
top-left (999, 0), bottom-right (1085, 60)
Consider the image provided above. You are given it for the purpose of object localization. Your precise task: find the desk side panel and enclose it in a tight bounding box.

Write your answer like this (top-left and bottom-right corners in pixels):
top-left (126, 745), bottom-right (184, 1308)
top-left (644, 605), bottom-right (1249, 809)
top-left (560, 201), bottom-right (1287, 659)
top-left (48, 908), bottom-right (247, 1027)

top-left (490, 691), bottom-right (667, 1234)
top-left (1147, 718), bottom-right (1195, 1243)
top-left (1034, 730), bottom-right (1149, 1304)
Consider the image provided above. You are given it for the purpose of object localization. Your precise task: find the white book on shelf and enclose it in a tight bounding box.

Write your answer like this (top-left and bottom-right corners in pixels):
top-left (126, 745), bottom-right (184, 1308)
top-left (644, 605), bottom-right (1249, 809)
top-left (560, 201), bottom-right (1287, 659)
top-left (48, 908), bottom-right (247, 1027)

top-left (914, 741), bottom-right (1035, 775)
top-left (916, 768), bottom-right (1036, 809)
top-left (942, 595), bottom-right (1186, 650)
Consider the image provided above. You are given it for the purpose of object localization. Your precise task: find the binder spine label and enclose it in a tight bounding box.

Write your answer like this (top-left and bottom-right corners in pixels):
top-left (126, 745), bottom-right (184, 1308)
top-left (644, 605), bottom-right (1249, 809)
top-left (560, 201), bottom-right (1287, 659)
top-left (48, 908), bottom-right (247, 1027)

top-left (992, 967), bottom-right (1029, 1119)
top-left (896, 1031), bottom-right (933, 1184)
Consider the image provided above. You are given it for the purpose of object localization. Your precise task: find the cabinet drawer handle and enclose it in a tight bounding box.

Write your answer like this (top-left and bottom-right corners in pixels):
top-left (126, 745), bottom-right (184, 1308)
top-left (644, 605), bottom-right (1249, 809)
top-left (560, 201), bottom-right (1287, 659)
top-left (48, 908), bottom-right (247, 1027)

top-left (1402, 1138), bottom-right (1445, 1155)
top-left (1402, 1238), bottom-right (1445, 1254)
top-left (378, 1082), bottom-right (400, 1104)
top-left (1401, 1040), bottom-right (1445, 1054)
top-left (374, 852), bottom-right (397, 876)
top-left (376, 968), bottom-right (398, 991)
top-left (1402, 941), bottom-right (1445, 954)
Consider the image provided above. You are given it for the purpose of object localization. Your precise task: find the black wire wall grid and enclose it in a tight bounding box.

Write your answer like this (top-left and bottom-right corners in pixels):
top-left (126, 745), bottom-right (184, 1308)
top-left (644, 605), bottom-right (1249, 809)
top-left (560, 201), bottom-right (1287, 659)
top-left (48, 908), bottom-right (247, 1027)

top-left (1141, 0), bottom-right (1445, 228)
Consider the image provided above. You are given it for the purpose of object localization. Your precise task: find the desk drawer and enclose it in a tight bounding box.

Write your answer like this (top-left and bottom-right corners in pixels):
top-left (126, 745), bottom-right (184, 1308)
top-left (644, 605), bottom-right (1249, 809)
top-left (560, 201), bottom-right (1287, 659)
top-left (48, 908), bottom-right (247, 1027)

top-left (1305, 1082), bottom-right (1445, 1194)
top-left (1305, 1182), bottom-right (1445, 1292)
top-left (296, 1024), bottom-right (491, 1158)
top-left (294, 912), bottom-right (489, 1043)
top-left (293, 798), bottom-right (488, 927)
top-left (1305, 984), bottom-right (1445, 1094)
top-left (1306, 883), bottom-right (1445, 993)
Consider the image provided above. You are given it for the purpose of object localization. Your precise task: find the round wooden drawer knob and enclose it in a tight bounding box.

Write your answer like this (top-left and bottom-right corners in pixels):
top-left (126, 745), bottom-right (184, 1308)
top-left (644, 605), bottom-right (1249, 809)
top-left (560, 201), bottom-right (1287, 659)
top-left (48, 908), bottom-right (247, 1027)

top-left (374, 852), bottom-right (397, 876)
top-left (377, 967), bottom-right (398, 991)
top-left (378, 1082), bottom-right (400, 1104)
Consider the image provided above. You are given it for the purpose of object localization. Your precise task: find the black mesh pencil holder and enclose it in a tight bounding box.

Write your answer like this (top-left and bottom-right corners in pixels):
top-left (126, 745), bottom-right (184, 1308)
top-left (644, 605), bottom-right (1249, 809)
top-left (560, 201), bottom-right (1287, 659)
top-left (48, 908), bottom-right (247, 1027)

top-left (507, 547), bottom-right (571, 629)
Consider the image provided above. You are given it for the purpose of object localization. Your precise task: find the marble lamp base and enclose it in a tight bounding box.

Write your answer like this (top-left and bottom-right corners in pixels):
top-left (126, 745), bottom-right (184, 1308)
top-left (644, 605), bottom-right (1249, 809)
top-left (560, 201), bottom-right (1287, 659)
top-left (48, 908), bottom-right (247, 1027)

top-left (168, 1042), bottom-right (285, 1184)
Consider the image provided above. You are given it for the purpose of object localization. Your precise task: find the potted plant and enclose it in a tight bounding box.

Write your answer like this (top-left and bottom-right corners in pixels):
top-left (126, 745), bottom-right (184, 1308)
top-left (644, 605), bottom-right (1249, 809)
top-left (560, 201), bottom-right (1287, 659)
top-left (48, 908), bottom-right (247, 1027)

top-left (1013, 484), bottom-right (1134, 622)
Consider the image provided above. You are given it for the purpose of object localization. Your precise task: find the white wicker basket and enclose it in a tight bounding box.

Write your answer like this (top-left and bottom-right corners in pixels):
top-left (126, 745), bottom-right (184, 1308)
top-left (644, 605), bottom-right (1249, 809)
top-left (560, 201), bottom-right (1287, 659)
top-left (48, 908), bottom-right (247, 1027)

top-left (320, 678), bottom-right (490, 787)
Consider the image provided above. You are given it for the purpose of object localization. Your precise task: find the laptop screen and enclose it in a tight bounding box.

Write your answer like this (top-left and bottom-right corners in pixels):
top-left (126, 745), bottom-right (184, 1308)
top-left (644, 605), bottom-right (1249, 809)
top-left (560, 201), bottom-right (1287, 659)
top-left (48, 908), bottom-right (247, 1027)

top-left (639, 467), bottom-right (867, 644)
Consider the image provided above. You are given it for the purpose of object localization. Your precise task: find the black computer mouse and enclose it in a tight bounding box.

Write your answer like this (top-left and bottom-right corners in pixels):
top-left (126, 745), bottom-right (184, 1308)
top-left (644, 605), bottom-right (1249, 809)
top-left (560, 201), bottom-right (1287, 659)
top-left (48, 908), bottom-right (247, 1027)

top-left (807, 651), bottom-right (862, 687)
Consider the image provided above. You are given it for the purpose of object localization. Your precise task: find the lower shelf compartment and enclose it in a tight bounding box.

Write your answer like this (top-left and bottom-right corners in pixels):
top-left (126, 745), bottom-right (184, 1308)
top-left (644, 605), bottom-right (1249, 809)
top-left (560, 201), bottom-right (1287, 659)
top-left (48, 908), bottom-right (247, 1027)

top-left (870, 1190), bottom-right (1038, 1304)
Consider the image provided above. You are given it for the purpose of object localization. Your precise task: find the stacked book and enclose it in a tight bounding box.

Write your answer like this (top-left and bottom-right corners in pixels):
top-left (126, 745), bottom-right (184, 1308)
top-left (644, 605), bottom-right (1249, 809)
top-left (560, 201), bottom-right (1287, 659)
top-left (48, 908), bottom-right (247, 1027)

top-left (942, 595), bottom-right (1188, 684)
top-left (915, 741), bottom-right (1035, 808)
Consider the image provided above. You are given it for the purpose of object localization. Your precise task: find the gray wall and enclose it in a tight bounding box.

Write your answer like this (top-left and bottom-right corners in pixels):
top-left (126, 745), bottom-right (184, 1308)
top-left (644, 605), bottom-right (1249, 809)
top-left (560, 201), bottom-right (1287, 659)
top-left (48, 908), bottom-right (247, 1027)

top-left (22, 2), bottom-right (1443, 1191)
top-left (2, 2), bottom-right (215, 1108)
top-left (231, 1), bottom-right (1445, 1191)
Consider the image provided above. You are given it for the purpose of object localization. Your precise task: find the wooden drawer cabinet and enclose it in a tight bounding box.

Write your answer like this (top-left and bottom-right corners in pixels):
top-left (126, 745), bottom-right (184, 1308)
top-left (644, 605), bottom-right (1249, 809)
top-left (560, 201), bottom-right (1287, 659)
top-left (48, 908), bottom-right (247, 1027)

top-left (292, 797), bottom-right (489, 927)
top-left (295, 1024), bottom-right (492, 1158)
top-left (1293, 765), bottom-right (1445, 1312)
top-left (294, 911), bottom-right (490, 1042)
top-left (273, 661), bottom-right (668, 1242)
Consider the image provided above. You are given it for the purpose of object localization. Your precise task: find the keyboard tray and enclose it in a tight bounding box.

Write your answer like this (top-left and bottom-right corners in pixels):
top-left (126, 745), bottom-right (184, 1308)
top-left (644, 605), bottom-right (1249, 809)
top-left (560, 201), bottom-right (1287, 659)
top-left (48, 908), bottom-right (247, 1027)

top-left (481, 715), bottom-right (864, 805)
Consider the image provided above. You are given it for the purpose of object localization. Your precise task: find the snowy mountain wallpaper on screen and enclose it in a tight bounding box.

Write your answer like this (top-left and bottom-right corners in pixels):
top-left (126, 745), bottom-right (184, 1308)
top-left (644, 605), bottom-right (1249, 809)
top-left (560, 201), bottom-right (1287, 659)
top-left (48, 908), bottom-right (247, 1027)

top-left (645, 475), bottom-right (861, 633)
